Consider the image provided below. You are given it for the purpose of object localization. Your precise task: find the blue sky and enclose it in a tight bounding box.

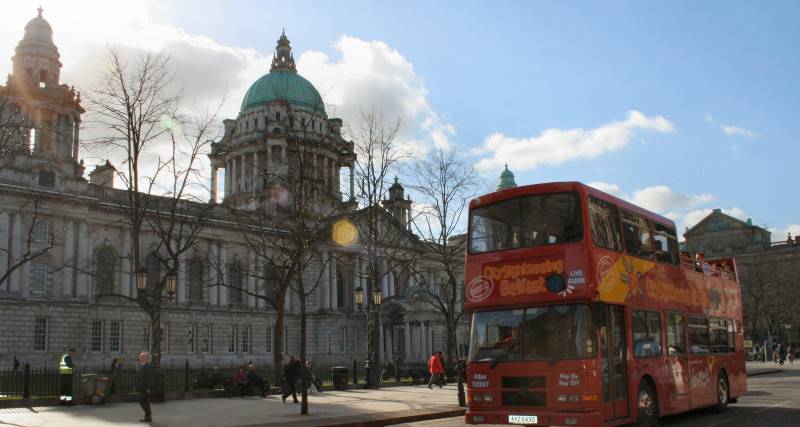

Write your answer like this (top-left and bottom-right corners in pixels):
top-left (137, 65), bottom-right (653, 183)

top-left (2, 1), bottom-right (797, 239)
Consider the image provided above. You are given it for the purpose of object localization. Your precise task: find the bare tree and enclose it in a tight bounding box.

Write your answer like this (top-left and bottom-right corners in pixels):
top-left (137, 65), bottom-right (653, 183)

top-left (84, 47), bottom-right (218, 368)
top-left (348, 108), bottom-right (413, 383)
top-left (0, 96), bottom-right (30, 160)
top-left (216, 97), bottom-right (345, 414)
top-left (407, 146), bottom-right (478, 365)
top-left (0, 197), bottom-right (55, 289)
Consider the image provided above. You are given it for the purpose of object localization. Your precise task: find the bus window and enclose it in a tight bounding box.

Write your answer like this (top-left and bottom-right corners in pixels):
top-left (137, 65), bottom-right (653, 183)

top-left (589, 196), bottom-right (623, 251)
top-left (666, 312), bottom-right (686, 355)
top-left (469, 192), bottom-right (583, 253)
top-left (726, 320), bottom-right (736, 352)
top-left (469, 309), bottom-right (525, 362)
top-left (709, 318), bottom-right (728, 354)
top-left (653, 223), bottom-right (679, 265)
top-left (621, 210), bottom-right (654, 259)
top-left (688, 316), bottom-right (710, 354)
top-left (633, 311), bottom-right (662, 357)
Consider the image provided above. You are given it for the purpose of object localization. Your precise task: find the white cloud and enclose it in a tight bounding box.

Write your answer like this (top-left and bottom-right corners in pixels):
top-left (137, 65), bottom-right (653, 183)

top-left (721, 125), bottom-right (755, 138)
top-left (587, 181), bottom-right (623, 198)
top-left (768, 224), bottom-right (800, 243)
top-left (297, 36), bottom-right (453, 156)
top-left (474, 110), bottom-right (675, 173)
top-left (1, 1), bottom-right (454, 193)
top-left (630, 186), bottom-right (714, 213)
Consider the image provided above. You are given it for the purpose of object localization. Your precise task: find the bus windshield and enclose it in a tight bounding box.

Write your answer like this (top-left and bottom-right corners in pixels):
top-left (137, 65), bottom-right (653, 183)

top-left (469, 192), bottom-right (582, 253)
top-left (469, 304), bottom-right (594, 363)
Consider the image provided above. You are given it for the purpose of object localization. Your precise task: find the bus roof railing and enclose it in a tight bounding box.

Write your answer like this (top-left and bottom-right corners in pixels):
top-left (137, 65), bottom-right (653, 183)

top-left (679, 255), bottom-right (736, 281)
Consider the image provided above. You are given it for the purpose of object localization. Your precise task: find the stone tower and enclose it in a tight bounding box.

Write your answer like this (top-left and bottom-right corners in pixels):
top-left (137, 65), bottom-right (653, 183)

top-left (0, 7), bottom-right (85, 188)
top-left (382, 177), bottom-right (412, 230)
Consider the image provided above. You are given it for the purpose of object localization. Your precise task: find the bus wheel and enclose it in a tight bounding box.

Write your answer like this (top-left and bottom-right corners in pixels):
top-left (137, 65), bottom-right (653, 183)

top-left (636, 382), bottom-right (659, 427)
top-left (713, 373), bottom-right (729, 413)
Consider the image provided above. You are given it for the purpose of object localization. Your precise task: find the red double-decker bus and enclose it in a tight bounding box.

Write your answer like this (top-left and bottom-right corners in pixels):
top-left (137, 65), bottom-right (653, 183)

top-left (464, 182), bottom-right (745, 427)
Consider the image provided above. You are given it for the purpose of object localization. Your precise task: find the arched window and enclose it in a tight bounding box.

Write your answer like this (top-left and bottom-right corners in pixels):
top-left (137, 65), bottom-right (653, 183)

top-left (94, 246), bottom-right (116, 296)
top-left (188, 257), bottom-right (204, 303)
top-left (228, 262), bottom-right (243, 306)
top-left (145, 253), bottom-right (161, 292)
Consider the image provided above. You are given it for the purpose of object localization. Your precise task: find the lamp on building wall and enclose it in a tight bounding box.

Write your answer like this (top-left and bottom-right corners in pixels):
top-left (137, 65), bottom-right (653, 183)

top-left (372, 287), bottom-right (382, 306)
top-left (136, 268), bottom-right (148, 291)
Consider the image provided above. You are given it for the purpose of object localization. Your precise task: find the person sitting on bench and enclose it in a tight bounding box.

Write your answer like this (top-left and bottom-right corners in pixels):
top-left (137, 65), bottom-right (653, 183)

top-left (246, 363), bottom-right (269, 397)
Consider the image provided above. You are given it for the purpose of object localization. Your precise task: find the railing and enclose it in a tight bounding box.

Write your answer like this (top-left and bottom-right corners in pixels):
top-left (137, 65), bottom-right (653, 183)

top-left (0, 359), bottom-right (433, 401)
top-left (679, 256), bottom-right (736, 281)
top-left (769, 238), bottom-right (800, 249)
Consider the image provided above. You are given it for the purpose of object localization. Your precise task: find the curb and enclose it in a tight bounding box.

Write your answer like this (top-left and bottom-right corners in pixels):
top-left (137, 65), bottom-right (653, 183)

top-left (232, 407), bottom-right (466, 427)
top-left (746, 369), bottom-right (782, 377)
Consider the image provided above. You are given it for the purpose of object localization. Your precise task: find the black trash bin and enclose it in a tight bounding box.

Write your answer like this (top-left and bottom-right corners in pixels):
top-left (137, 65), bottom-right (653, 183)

top-left (332, 366), bottom-right (349, 391)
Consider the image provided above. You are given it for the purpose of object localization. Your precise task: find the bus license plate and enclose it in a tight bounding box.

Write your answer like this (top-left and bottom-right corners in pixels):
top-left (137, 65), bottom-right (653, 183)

top-left (508, 415), bottom-right (538, 424)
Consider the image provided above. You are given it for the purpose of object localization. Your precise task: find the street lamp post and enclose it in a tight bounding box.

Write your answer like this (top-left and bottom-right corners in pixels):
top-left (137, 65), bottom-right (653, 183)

top-left (355, 284), bottom-right (382, 388)
top-left (134, 267), bottom-right (178, 402)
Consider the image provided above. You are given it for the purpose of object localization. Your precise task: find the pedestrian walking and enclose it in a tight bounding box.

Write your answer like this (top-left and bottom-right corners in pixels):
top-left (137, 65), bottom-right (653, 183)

top-left (281, 356), bottom-right (300, 404)
top-left (59, 348), bottom-right (76, 405)
top-left (427, 351), bottom-right (444, 389)
top-left (135, 352), bottom-right (155, 423)
top-left (788, 346), bottom-right (794, 365)
top-left (779, 344), bottom-right (787, 366)
top-left (109, 357), bottom-right (122, 395)
top-left (13, 356), bottom-right (20, 373)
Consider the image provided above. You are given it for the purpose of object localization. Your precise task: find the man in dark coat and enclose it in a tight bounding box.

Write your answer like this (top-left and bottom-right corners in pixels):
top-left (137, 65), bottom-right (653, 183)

top-left (135, 352), bottom-right (154, 422)
top-left (281, 356), bottom-right (300, 404)
top-left (59, 349), bottom-right (77, 405)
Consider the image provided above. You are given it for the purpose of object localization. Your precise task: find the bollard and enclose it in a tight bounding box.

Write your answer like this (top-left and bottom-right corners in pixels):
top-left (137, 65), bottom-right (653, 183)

top-left (352, 359), bottom-right (358, 385)
top-left (184, 360), bottom-right (190, 392)
top-left (22, 363), bottom-right (30, 399)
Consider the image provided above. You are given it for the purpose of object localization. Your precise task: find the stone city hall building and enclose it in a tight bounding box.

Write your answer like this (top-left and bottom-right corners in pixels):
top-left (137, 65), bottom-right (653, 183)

top-left (0, 10), bottom-right (467, 367)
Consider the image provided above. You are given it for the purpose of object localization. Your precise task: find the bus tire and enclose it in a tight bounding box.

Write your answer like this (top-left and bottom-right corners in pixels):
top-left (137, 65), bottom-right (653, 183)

top-left (712, 373), bottom-right (729, 413)
top-left (635, 381), bottom-right (659, 427)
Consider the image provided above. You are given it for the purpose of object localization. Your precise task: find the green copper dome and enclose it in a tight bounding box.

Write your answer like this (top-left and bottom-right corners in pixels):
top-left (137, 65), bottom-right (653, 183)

top-left (240, 31), bottom-right (326, 116)
top-left (497, 164), bottom-right (517, 191)
top-left (240, 71), bottom-right (326, 115)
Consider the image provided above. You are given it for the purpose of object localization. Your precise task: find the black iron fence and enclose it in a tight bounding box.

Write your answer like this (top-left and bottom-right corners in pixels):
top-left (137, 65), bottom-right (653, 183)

top-left (0, 358), bottom-right (435, 400)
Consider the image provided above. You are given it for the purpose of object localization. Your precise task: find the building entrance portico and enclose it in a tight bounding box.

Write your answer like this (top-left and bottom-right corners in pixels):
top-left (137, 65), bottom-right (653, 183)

top-left (379, 300), bottom-right (438, 363)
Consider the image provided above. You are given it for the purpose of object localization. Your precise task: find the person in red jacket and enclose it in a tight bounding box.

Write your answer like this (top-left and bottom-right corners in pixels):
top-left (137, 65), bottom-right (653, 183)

top-left (428, 351), bottom-right (445, 389)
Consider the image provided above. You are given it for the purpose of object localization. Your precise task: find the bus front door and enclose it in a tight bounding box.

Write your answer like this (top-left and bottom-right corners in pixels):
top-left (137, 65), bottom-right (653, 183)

top-left (600, 305), bottom-right (629, 421)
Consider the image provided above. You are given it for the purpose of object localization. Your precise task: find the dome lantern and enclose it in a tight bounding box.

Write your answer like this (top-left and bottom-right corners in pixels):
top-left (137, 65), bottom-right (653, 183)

top-left (497, 164), bottom-right (517, 191)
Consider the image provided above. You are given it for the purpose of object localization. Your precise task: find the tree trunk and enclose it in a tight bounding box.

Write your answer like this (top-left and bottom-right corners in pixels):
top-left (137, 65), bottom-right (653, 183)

top-left (273, 285), bottom-right (287, 385)
top-left (298, 267), bottom-right (309, 415)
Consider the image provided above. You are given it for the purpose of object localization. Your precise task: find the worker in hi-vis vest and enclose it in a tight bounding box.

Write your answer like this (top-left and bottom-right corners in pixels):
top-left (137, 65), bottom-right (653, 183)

top-left (59, 349), bottom-right (77, 404)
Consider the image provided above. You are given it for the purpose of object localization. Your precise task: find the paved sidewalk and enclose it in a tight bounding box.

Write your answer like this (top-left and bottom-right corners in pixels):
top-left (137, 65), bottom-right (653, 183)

top-left (0, 385), bottom-right (463, 427)
top-left (746, 360), bottom-right (799, 377)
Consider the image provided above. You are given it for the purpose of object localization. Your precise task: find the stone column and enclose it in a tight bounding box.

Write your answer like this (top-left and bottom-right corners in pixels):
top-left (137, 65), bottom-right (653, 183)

top-left (120, 229), bottom-right (130, 298)
top-left (349, 165), bottom-right (355, 201)
top-left (404, 321), bottom-right (412, 360)
top-left (178, 248), bottom-right (187, 304)
top-left (224, 160), bottom-right (231, 197)
top-left (330, 253), bottom-right (338, 310)
top-left (0, 211), bottom-right (10, 292)
top-left (428, 324), bottom-right (434, 354)
top-left (248, 250), bottom-right (256, 308)
top-left (72, 118), bottom-right (80, 159)
top-left (76, 221), bottom-right (89, 296)
top-left (209, 243), bottom-right (219, 305)
top-left (9, 214), bottom-right (22, 292)
top-left (388, 271), bottom-right (394, 297)
top-left (252, 151), bottom-right (259, 195)
top-left (378, 321), bottom-right (385, 363)
top-left (320, 250), bottom-right (330, 310)
top-left (381, 260), bottom-right (389, 298)
top-left (210, 167), bottom-right (218, 203)
top-left (219, 243), bottom-right (228, 306)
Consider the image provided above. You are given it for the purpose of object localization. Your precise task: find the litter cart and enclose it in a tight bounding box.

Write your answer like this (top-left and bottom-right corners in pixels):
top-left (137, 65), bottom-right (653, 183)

top-left (81, 373), bottom-right (112, 404)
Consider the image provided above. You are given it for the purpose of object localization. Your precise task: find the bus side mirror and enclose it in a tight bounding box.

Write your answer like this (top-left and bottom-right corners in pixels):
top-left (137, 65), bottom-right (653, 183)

top-left (592, 301), bottom-right (607, 328)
